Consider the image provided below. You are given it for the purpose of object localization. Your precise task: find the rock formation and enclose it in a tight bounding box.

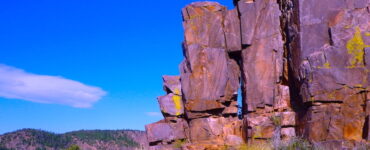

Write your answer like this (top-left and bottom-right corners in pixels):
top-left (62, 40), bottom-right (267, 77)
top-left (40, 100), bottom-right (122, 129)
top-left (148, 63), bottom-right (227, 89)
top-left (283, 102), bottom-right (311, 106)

top-left (283, 0), bottom-right (370, 148)
top-left (146, 0), bottom-right (370, 149)
top-left (237, 0), bottom-right (296, 142)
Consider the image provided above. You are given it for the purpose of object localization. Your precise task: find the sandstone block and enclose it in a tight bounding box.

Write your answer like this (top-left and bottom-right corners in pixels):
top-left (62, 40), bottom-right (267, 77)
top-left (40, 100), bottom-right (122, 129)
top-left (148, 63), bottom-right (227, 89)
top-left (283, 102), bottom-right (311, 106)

top-left (189, 117), bottom-right (243, 143)
top-left (182, 2), bottom-right (226, 48)
top-left (281, 127), bottom-right (295, 140)
top-left (189, 117), bottom-right (224, 142)
top-left (181, 44), bottom-right (228, 103)
top-left (280, 111), bottom-right (296, 127)
top-left (274, 85), bottom-right (291, 111)
top-left (222, 101), bottom-right (238, 115)
top-left (145, 119), bottom-right (189, 144)
top-left (225, 135), bottom-right (244, 146)
top-left (224, 9), bottom-right (241, 51)
top-left (162, 75), bottom-right (181, 95)
top-left (157, 93), bottom-right (184, 117)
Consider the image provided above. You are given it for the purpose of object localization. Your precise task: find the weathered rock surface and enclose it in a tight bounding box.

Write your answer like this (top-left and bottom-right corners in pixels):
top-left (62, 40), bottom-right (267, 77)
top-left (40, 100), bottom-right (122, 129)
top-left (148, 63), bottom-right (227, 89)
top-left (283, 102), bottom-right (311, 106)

top-left (147, 2), bottom-right (245, 149)
top-left (236, 0), bottom-right (297, 142)
top-left (238, 0), bottom-right (285, 111)
top-left (146, 0), bottom-right (370, 149)
top-left (189, 117), bottom-right (242, 143)
top-left (284, 0), bottom-right (370, 145)
top-left (224, 9), bottom-right (242, 52)
top-left (163, 75), bottom-right (182, 95)
top-left (158, 93), bottom-right (184, 117)
top-left (180, 2), bottom-right (241, 122)
top-left (146, 119), bottom-right (189, 145)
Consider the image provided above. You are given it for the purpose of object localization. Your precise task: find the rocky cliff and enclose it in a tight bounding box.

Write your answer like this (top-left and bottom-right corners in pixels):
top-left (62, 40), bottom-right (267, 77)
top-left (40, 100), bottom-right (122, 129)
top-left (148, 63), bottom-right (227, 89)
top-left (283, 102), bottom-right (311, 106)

top-left (146, 0), bottom-right (370, 149)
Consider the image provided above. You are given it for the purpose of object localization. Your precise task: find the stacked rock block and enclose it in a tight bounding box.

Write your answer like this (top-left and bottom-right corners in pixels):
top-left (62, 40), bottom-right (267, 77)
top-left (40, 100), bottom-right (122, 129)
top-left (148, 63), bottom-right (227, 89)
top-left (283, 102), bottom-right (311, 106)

top-left (180, 2), bottom-right (245, 149)
top-left (146, 2), bottom-right (246, 149)
top-left (145, 76), bottom-right (189, 150)
top-left (235, 0), bottom-right (297, 141)
top-left (180, 2), bottom-right (240, 119)
top-left (282, 0), bottom-right (370, 148)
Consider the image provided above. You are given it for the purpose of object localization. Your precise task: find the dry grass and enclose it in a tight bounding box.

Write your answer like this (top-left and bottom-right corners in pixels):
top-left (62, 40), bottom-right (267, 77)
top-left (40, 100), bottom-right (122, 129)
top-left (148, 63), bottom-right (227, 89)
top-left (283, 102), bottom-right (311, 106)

top-left (238, 142), bottom-right (273, 150)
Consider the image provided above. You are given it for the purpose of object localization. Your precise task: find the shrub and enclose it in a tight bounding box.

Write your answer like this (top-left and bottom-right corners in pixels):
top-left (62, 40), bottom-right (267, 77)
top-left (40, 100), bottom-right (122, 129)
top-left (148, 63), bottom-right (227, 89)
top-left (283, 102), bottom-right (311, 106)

top-left (173, 139), bottom-right (186, 148)
top-left (238, 142), bottom-right (272, 150)
top-left (278, 137), bottom-right (312, 150)
top-left (66, 145), bottom-right (80, 150)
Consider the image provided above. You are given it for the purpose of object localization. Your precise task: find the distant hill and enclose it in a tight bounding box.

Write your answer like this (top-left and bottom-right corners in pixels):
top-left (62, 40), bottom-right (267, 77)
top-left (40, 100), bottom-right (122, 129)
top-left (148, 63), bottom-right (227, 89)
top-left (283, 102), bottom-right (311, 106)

top-left (0, 129), bottom-right (148, 150)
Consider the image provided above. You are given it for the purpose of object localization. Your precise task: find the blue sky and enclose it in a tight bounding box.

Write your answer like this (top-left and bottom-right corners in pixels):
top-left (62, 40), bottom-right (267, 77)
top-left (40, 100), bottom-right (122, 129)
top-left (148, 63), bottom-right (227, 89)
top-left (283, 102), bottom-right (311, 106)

top-left (0, 0), bottom-right (234, 134)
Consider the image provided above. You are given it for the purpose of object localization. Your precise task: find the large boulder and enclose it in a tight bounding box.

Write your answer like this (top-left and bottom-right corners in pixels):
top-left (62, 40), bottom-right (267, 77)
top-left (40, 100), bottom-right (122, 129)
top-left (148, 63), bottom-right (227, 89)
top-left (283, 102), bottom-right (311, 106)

top-left (180, 44), bottom-right (229, 103)
top-left (145, 119), bottom-right (189, 145)
top-left (188, 117), bottom-right (243, 144)
top-left (157, 93), bottom-right (184, 117)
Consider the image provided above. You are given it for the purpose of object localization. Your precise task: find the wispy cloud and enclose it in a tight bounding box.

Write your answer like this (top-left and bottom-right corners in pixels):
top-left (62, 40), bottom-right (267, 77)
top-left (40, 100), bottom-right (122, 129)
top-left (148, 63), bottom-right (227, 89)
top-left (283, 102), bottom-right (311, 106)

top-left (146, 112), bottom-right (162, 117)
top-left (0, 64), bottom-right (107, 108)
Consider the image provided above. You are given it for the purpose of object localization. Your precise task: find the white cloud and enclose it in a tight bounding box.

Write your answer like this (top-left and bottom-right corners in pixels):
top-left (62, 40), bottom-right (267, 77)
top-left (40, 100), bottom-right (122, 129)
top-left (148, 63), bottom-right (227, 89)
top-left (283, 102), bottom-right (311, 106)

top-left (0, 64), bottom-right (107, 108)
top-left (146, 112), bottom-right (162, 117)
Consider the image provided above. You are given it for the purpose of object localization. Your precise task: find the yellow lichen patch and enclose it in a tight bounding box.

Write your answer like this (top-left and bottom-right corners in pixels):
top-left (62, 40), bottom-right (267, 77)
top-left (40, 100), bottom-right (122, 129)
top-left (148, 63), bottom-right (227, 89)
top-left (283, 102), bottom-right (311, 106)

top-left (174, 88), bottom-right (181, 95)
top-left (326, 90), bottom-right (343, 100)
top-left (172, 95), bottom-right (182, 116)
top-left (327, 91), bottom-right (336, 99)
top-left (323, 62), bottom-right (331, 68)
top-left (190, 22), bottom-right (198, 33)
top-left (252, 126), bottom-right (262, 139)
top-left (188, 14), bottom-right (201, 20)
top-left (205, 5), bottom-right (216, 11)
top-left (310, 96), bottom-right (315, 101)
top-left (346, 27), bottom-right (370, 68)
top-left (354, 84), bottom-right (363, 88)
top-left (188, 7), bottom-right (204, 20)
top-left (344, 24), bottom-right (352, 29)
top-left (317, 61), bottom-right (331, 69)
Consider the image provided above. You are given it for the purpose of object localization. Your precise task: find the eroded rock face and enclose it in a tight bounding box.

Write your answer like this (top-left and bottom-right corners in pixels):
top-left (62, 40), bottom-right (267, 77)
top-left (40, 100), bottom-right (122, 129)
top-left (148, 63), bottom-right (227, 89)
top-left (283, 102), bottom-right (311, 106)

top-left (146, 75), bottom-right (189, 148)
top-left (189, 117), bottom-right (243, 143)
top-left (158, 93), bottom-right (184, 117)
top-left (238, 0), bottom-right (285, 111)
top-left (163, 75), bottom-right (182, 95)
top-left (146, 119), bottom-right (189, 145)
top-left (146, 0), bottom-right (370, 149)
top-left (147, 2), bottom-right (244, 149)
top-left (236, 0), bottom-right (297, 142)
top-left (180, 2), bottom-right (241, 121)
top-left (284, 0), bottom-right (370, 145)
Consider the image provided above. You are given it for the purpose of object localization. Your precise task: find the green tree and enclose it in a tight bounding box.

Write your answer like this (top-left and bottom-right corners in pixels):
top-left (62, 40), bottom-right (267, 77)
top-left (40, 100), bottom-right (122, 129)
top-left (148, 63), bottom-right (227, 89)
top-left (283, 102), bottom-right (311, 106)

top-left (66, 145), bottom-right (80, 150)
